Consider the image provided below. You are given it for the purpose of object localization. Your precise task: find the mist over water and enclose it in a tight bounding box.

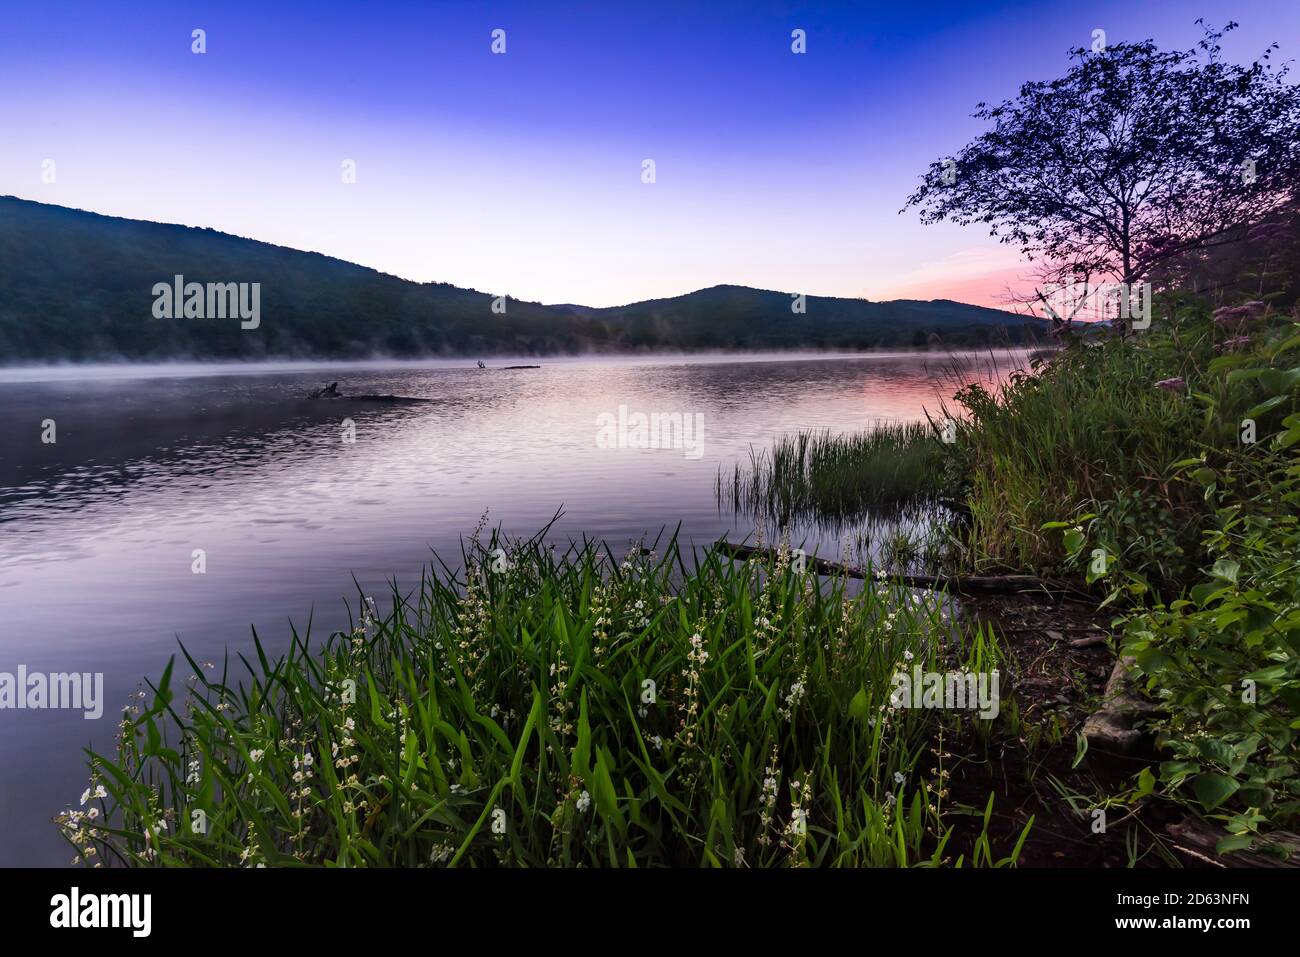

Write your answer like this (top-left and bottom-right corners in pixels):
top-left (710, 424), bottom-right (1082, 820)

top-left (0, 350), bottom-right (1024, 865)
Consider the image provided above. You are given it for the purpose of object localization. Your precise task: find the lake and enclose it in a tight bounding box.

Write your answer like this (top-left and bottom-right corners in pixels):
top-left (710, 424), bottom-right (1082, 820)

top-left (0, 350), bottom-right (1026, 865)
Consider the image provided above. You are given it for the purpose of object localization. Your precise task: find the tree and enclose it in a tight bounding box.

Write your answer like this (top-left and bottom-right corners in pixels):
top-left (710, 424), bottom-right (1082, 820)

top-left (904, 22), bottom-right (1300, 333)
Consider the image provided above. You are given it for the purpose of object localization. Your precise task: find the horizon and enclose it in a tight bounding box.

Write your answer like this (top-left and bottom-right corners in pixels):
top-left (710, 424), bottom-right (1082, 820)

top-left (1, 193), bottom-right (1025, 313)
top-left (2, 0), bottom-right (1294, 308)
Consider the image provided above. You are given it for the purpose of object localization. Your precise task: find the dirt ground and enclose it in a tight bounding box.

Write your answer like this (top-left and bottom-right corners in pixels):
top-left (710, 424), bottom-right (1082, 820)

top-left (941, 592), bottom-right (1191, 867)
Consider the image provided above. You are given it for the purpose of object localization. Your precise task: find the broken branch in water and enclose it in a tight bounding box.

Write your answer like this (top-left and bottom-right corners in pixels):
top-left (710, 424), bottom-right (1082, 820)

top-left (712, 541), bottom-right (1092, 599)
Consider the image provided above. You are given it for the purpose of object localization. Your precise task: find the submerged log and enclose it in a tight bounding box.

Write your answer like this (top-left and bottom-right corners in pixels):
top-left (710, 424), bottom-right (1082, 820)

top-left (342, 394), bottom-right (433, 404)
top-left (304, 380), bottom-right (432, 403)
top-left (712, 542), bottom-right (1091, 598)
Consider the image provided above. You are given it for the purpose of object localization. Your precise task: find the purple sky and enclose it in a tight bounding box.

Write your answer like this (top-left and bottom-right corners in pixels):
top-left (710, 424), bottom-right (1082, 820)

top-left (2, 0), bottom-right (1296, 307)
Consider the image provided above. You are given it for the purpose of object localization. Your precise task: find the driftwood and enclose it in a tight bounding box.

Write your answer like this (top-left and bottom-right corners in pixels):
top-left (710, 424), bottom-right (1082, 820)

top-left (712, 542), bottom-right (1092, 599)
top-left (341, 394), bottom-right (433, 404)
top-left (1068, 633), bottom-right (1109, 648)
top-left (304, 380), bottom-right (432, 404)
top-left (1166, 817), bottom-right (1300, 868)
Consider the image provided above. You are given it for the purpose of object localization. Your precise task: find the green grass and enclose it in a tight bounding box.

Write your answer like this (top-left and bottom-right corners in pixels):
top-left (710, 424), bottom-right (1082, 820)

top-left (947, 336), bottom-right (1209, 575)
top-left (719, 423), bottom-right (952, 527)
top-left (60, 527), bottom-right (1026, 868)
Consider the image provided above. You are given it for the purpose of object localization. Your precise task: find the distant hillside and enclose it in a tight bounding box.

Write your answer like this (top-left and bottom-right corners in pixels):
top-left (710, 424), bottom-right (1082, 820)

top-left (0, 197), bottom-right (1047, 361)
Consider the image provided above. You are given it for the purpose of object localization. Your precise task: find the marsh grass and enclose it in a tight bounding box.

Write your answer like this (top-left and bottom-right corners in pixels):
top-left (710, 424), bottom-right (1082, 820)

top-left (944, 342), bottom-right (1208, 573)
top-left (719, 423), bottom-right (951, 526)
top-left (61, 525), bottom-right (1027, 868)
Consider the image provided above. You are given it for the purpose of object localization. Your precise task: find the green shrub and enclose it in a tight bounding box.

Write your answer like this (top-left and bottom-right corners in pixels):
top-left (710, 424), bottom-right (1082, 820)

top-left (1117, 321), bottom-right (1300, 846)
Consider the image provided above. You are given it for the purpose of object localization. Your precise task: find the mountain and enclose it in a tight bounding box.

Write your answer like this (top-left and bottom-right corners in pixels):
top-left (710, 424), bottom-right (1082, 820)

top-left (0, 196), bottom-right (1046, 362)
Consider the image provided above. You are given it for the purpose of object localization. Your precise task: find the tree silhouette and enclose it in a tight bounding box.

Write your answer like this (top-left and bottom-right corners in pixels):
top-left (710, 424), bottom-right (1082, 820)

top-left (904, 22), bottom-right (1300, 332)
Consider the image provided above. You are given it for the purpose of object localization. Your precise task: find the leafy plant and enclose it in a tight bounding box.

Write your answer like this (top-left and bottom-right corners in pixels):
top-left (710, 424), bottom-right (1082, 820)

top-left (60, 527), bottom-right (1027, 868)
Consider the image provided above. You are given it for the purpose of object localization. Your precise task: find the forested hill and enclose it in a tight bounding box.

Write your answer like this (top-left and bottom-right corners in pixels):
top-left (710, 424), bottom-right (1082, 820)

top-left (0, 196), bottom-right (1046, 361)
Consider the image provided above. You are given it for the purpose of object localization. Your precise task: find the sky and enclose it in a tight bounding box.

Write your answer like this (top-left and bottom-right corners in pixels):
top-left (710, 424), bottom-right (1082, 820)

top-left (1, 0), bottom-right (1296, 308)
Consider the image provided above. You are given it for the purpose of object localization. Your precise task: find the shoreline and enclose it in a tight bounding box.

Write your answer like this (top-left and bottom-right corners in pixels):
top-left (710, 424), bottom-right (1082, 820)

top-left (0, 345), bottom-right (1045, 383)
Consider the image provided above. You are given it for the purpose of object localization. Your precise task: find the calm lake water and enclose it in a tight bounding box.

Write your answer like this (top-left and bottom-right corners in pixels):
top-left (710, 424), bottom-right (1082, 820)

top-left (0, 350), bottom-right (1026, 866)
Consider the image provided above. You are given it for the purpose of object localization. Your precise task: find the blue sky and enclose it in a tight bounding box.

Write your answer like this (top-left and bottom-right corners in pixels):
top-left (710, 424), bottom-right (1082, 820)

top-left (2, 0), bottom-right (1296, 306)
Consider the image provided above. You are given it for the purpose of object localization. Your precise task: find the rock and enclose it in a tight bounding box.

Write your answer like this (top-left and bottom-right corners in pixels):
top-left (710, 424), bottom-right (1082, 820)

top-left (1082, 708), bottom-right (1142, 752)
top-left (1082, 656), bottom-right (1155, 753)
